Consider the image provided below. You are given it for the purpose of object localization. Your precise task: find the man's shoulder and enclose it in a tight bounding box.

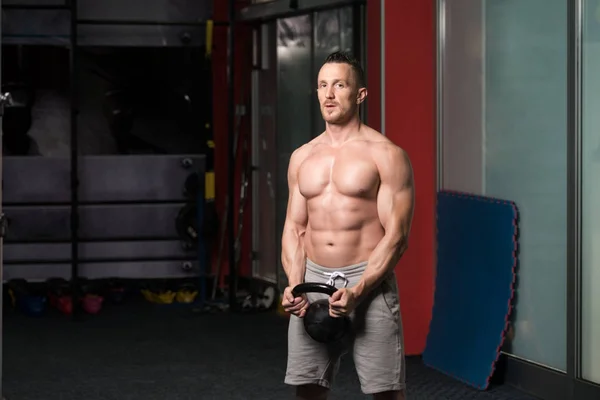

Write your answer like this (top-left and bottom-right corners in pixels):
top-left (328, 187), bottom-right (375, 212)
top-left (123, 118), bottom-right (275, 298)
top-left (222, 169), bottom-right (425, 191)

top-left (359, 126), bottom-right (400, 150)
top-left (289, 142), bottom-right (317, 172)
top-left (365, 136), bottom-right (410, 174)
top-left (291, 134), bottom-right (327, 159)
top-left (368, 137), bottom-right (408, 161)
top-left (291, 142), bottom-right (315, 161)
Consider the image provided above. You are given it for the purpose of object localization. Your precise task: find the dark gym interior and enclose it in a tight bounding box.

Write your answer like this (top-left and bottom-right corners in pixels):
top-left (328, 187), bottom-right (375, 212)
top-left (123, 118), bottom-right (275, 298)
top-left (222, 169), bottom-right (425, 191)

top-left (0, 0), bottom-right (576, 399)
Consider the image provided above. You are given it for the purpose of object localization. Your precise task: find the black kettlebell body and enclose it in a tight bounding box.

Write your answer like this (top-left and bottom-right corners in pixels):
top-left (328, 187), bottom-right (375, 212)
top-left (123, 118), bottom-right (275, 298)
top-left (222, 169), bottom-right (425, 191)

top-left (292, 282), bottom-right (351, 344)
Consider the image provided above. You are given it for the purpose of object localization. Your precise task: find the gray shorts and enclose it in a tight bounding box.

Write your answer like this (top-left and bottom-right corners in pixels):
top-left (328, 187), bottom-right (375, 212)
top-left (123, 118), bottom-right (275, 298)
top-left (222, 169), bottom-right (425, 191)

top-left (285, 259), bottom-right (405, 394)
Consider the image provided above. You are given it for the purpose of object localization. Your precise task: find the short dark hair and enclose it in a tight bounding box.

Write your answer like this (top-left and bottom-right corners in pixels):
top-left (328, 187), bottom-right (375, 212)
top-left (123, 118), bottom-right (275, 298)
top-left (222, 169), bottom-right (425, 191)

top-left (323, 51), bottom-right (366, 88)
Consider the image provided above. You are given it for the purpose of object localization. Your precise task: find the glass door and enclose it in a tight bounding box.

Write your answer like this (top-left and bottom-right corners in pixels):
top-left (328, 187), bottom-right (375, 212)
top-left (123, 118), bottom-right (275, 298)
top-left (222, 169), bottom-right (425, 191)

top-left (252, 22), bottom-right (279, 285)
top-left (580, 0), bottom-right (600, 387)
top-left (0, 0), bottom-right (5, 394)
top-left (250, 5), bottom-right (365, 292)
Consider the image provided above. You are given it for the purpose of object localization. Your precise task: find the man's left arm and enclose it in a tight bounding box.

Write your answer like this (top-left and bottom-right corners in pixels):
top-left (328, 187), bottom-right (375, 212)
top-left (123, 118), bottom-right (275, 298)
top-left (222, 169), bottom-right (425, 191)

top-left (351, 144), bottom-right (415, 302)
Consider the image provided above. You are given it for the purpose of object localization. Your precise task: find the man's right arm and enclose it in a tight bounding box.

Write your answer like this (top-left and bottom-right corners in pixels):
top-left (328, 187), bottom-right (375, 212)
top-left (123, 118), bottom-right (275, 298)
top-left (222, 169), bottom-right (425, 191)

top-left (281, 147), bottom-right (309, 287)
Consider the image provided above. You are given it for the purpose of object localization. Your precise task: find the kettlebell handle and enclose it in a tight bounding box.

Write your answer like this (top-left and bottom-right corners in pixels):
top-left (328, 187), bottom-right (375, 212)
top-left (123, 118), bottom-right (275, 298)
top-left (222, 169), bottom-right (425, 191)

top-left (292, 282), bottom-right (337, 298)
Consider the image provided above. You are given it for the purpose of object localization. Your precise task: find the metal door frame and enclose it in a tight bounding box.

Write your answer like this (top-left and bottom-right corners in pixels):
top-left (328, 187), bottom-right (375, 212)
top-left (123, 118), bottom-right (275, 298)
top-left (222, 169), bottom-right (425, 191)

top-left (251, 22), bottom-right (279, 285)
top-left (0, 0), bottom-right (5, 397)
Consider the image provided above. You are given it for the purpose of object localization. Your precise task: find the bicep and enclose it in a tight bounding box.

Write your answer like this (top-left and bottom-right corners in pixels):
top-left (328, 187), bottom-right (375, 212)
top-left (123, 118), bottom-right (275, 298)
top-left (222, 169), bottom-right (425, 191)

top-left (377, 184), bottom-right (414, 233)
top-left (284, 150), bottom-right (309, 230)
top-left (376, 149), bottom-right (414, 234)
top-left (286, 184), bottom-right (308, 229)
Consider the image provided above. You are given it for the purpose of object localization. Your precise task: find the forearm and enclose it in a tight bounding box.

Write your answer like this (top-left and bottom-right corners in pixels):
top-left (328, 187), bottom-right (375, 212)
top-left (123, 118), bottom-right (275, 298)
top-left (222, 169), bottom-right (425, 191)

top-left (281, 228), bottom-right (307, 287)
top-left (352, 234), bottom-right (408, 301)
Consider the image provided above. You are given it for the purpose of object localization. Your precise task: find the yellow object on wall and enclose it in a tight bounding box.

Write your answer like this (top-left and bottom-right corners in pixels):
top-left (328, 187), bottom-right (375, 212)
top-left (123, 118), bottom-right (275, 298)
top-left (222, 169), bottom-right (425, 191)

top-left (205, 171), bottom-right (215, 200)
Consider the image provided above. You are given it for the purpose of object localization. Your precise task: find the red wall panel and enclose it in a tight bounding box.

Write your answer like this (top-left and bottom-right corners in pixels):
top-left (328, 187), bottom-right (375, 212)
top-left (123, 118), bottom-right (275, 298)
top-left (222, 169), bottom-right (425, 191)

top-left (366, 0), bottom-right (436, 355)
top-left (212, 1), bottom-right (253, 284)
top-left (386, 0), bottom-right (436, 355)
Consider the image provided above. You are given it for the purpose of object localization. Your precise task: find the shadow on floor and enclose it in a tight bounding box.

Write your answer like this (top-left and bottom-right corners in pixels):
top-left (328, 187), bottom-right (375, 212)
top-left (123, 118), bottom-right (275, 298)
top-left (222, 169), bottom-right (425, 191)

top-left (3, 299), bottom-right (537, 400)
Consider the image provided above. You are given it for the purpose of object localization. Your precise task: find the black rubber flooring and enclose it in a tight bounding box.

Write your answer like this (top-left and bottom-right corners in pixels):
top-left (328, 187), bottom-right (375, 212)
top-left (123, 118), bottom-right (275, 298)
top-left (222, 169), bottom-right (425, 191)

top-left (3, 299), bottom-right (538, 399)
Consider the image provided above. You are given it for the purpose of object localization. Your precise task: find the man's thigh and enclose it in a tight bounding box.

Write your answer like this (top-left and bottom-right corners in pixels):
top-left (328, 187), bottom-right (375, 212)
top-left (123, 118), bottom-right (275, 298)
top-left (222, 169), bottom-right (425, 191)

top-left (352, 274), bottom-right (405, 395)
top-left (285, 308), bottom-right (343, 389)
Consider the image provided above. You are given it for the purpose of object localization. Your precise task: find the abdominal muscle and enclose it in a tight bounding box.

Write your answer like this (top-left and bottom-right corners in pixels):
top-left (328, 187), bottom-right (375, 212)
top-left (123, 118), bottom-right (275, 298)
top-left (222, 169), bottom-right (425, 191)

top-left (303, 196), bottom-right (384, 268)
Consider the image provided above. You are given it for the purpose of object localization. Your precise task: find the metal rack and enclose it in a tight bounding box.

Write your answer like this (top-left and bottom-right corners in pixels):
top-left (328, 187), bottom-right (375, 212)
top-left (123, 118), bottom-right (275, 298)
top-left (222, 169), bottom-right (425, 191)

top-left (226, 0), bottom-right (237, 311)
top-left (1, 0), bottom-right (238, 311)
top-left (69, 0), bottom-right (81, 314)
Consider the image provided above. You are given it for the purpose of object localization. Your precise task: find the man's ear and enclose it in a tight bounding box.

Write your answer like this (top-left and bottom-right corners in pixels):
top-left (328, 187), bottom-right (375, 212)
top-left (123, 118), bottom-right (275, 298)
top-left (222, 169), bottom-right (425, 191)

top-left (357, 87), bottom-right (368, 104)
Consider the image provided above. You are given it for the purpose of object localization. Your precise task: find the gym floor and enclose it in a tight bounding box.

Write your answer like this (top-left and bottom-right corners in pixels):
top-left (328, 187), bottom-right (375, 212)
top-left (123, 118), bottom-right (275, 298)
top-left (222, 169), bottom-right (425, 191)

top-left (3, 298), bottom-right (537, 400)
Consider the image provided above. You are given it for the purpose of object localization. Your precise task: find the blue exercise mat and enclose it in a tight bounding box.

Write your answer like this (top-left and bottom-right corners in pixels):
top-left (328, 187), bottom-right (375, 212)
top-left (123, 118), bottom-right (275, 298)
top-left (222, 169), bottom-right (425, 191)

top-left (423, 190), bottom-right (518, 390)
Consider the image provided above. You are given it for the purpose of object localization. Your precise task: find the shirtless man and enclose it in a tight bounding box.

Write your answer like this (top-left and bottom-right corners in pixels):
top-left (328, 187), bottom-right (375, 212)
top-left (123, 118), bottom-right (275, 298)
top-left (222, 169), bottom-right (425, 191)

top-left (281, 51), bottom-right (414, 400)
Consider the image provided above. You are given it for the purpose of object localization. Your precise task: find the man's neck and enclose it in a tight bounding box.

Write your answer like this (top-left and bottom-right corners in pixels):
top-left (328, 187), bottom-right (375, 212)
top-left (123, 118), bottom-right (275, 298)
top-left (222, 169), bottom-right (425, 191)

top-left (324, 116), bottom-right (362, 146)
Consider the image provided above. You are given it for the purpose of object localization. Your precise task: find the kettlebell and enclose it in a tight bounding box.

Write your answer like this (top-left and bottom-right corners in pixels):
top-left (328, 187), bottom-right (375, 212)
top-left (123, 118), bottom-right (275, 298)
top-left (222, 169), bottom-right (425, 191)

top-left (292, 282), bottom-right (351, 344)
top-left (57, 296), bottom-right (73, 315)
top-left (82, 294), bottom-right (104, 314)
top-left (19, 295), bottom-right (46, 317)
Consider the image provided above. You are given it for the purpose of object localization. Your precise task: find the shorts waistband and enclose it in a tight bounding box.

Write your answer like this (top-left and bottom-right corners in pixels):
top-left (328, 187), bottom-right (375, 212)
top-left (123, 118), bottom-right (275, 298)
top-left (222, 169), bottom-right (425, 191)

top-left (306, 258), bottom-right (367, 279)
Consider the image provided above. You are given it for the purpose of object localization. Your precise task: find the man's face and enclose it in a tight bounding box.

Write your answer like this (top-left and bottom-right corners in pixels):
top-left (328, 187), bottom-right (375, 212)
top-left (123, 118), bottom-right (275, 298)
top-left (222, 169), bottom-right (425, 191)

top-left (317, 62), bottom-right (367, 125)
